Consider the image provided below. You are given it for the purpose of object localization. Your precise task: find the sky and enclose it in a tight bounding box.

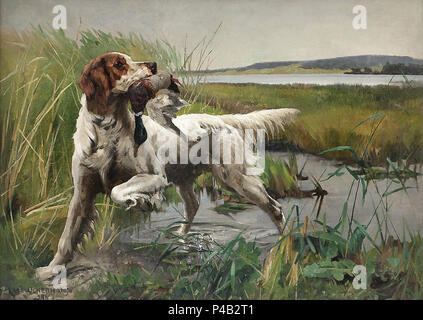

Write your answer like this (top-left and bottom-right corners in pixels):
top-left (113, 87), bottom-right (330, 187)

top-left (1, 0), bottom-right (422, 69)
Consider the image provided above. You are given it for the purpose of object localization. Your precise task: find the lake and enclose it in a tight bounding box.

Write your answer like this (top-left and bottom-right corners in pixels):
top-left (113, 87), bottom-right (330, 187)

top-left (119, 152), bottom-right (423, 257)
top-left (200, 74), bottom-right (423, 86)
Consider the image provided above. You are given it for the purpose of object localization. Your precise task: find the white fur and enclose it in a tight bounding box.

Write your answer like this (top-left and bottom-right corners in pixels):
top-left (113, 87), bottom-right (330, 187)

top-left (36, 52), bottom-right (300, 281)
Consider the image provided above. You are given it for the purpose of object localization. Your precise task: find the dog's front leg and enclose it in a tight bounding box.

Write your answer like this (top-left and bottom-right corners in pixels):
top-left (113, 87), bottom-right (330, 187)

top-left (36, 159), bottom-right (101, 281)
top-left (110, 173), bottom-right (167, 211)
top-left (110, 139), bottom-right (168, 211)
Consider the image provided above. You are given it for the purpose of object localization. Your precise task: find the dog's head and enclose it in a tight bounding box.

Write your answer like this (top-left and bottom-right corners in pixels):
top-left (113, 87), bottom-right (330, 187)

top-left (78, 52), bottom-right (157, 115)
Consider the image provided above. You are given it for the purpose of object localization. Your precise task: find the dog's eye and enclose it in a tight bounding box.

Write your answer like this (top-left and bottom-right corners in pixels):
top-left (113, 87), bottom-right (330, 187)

top-left (114, 61), bottom-right (123, 69)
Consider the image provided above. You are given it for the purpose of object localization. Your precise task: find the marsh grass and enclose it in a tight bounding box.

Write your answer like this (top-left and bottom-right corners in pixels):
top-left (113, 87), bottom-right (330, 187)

top-left (259, 113), bottom-right (423, 299)
top-left (0, 27), bottom-right (212, 289)
top-left (205, 63), bottom-right (348, 75)
top-left (195, 83), bottom-right (423, 166)
top-left (261, 153), bottom-right (310, 199)
top-left (0, 28), bottom-right (421, 300)
top-left (80, 112), bottom-right (423, 300)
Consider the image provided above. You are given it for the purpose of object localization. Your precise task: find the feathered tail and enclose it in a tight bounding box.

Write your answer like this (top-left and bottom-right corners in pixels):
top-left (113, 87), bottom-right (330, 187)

top-left (217, 108), bottom-right (300, 138)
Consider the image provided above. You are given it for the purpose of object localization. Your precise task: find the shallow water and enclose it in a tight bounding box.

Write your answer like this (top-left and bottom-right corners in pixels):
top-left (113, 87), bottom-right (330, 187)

top-left (119, 152), bottom-right (423, 255)
top-left (200, 74), bottom-right (423, 87)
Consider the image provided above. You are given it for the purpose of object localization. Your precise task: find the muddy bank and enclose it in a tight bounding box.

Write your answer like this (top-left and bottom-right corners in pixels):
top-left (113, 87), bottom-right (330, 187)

top-left (1, 243), bottom-right (172, 300)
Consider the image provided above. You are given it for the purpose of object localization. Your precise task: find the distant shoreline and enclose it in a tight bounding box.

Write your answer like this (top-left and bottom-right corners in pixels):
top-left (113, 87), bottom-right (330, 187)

top-left (196, 73), bottom-right (423, 87)
top-left (194, 68), bottom-right (423, 76)
top-left (195, 55), bottom-right (423, 76)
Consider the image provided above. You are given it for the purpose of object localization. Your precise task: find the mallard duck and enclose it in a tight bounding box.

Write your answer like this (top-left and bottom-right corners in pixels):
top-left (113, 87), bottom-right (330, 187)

top-left (128, 71), bottom-right (186, 144)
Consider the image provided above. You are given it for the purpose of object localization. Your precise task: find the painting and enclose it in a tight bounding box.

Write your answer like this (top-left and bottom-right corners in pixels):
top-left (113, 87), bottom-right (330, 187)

top-left (1, 0), bottom-right (422, 303)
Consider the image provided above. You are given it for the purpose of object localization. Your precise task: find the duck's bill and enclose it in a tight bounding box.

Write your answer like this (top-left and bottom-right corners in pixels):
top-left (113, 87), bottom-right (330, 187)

top-left (168, 77), bottom-right (183, 93)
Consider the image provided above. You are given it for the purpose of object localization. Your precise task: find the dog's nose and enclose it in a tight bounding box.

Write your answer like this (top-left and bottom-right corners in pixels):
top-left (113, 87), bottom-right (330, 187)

top-left (146, 62), bottom-right (157, 75)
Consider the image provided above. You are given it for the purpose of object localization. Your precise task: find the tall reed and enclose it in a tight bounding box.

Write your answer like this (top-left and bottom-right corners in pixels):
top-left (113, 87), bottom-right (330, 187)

top-left (0, 27), bottom-right (215, 286)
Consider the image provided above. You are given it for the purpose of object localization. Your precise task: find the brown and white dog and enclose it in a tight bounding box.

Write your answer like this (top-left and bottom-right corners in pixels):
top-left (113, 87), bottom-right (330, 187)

top-left (36, 52), bottom-right (299, 280)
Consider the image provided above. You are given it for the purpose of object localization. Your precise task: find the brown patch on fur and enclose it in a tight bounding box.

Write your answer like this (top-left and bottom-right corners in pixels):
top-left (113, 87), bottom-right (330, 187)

top-left (78, 53), bottom-right (129, 115)
top-left (104, 165), bottom-right (139, 195)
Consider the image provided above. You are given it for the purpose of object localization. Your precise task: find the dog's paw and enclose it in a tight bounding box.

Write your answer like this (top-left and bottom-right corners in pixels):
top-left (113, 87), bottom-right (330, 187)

top-left (35, 266), bottom-right (55, 281)
top-left (128, 191), bottom-right (164, 212)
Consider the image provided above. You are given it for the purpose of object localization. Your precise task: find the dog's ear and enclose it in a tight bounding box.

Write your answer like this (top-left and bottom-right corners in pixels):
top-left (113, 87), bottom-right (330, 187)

top-left (78, 57), bottom-right (110, 115)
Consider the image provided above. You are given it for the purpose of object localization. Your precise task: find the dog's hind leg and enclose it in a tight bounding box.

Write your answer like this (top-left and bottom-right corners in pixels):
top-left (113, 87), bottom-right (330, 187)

top-left (175, 181), bottom-right (199, 235)
top-left (212, 165), bottom-right (285, 234)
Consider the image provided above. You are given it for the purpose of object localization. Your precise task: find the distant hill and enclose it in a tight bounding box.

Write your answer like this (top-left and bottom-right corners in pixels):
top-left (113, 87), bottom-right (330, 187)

top-left (201, 55), bottom-right (423, 74)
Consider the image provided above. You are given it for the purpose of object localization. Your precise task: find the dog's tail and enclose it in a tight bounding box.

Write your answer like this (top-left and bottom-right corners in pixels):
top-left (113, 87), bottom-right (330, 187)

top-left (217, 108), bottom-right (300, 138)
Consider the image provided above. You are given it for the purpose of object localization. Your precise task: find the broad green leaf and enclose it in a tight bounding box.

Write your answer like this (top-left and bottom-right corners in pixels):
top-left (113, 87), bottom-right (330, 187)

top-left (306, 236), bottom-right (317, 254)
top-left (333, 270), bottom-right (345, 281)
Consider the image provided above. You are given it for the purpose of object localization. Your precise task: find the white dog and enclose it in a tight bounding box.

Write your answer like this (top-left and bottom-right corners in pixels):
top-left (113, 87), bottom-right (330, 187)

top-left (36, 52), bottom-right (299, 280)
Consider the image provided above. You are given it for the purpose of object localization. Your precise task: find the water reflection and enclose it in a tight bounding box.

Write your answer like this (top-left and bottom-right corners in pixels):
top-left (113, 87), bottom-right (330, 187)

top-left (118, 152), bottom-right (422, 255)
